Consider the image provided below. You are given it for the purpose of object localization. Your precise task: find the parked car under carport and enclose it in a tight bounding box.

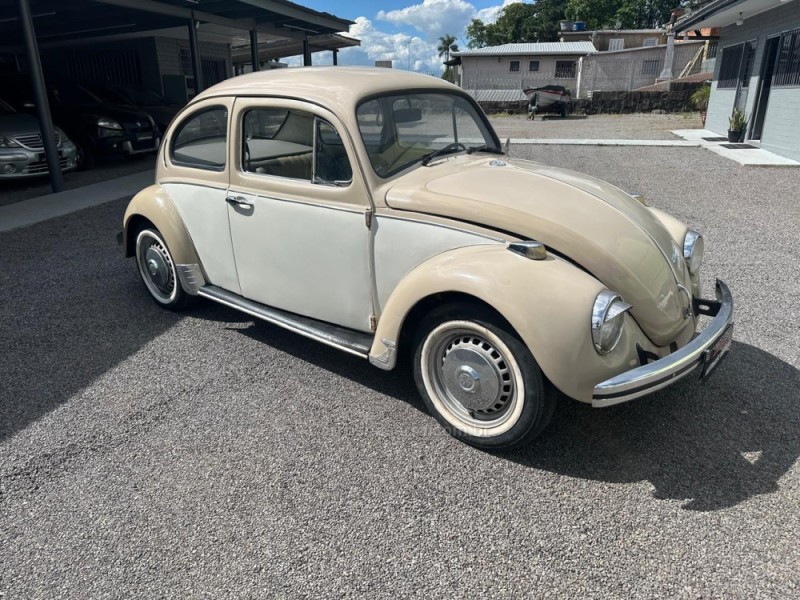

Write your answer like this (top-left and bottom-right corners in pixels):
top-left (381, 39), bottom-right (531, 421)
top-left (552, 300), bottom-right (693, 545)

top-left (0, 97), bottom-right (77, 178)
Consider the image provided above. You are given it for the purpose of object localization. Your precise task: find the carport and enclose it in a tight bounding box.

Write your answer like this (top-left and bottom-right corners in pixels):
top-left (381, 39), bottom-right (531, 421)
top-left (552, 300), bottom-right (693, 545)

top-left (0, 0), bottom-right (353, 192)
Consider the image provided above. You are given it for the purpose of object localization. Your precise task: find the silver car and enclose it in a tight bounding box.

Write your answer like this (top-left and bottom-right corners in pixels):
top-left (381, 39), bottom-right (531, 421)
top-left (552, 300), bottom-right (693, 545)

top-left (0, 97), bottom-right (77, 178)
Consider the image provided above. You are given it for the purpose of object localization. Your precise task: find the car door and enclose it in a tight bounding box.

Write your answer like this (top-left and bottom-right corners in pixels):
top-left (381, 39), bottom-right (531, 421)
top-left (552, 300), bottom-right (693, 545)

top-left (161, 97), bottom-right (240, 294)
top-left (226, 98), bottom-right (374, 333)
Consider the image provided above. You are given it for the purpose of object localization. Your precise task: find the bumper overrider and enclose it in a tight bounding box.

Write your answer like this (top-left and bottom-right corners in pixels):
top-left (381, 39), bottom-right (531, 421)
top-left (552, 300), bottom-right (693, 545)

top-left (593, 279), bottom-right (734, 407)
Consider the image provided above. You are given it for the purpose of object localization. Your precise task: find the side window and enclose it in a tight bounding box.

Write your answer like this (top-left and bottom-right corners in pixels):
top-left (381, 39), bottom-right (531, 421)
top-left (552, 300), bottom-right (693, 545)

top-left (243, 108), bottom-right (313, 180)
top-left (242, 107), bottom-right (351, 186)
top-left (171, 107), bottom-right (228, 170)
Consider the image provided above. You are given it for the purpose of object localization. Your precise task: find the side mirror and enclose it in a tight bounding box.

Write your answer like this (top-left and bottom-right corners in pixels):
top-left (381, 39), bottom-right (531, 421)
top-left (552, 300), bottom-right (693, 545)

top-left (393, 107), bottom-right (422, 123)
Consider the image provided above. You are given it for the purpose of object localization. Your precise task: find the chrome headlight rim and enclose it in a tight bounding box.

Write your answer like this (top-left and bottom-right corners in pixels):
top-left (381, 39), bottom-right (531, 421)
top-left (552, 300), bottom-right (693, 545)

top-left (683, 230), bottom-right (704, 275)
top-left (591, 290), bottom-right (632, 355)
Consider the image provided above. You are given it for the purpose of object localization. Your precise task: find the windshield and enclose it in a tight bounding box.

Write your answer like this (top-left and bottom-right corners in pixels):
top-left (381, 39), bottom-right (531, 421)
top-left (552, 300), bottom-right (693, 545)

top-left (357, 92), bottom-right (500, 178)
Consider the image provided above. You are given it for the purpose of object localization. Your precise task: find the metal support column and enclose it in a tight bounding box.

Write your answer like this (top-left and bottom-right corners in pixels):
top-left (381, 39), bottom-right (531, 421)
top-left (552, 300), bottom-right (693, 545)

top-left (16, 0), bottom-right (62, 192)
top-left (188, 15), bottom-right (204, 94)
top-left (332, 49), bottom-right (338, 66)
top-left (303, 37), bottom-right (312, 66)
top-left (250, 29), bottom-right (259, 72)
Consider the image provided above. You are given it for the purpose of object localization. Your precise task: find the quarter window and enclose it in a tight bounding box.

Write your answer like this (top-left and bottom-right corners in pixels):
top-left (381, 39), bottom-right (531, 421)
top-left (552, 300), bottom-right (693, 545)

top-left (171, 107), bottom-right (228, 170)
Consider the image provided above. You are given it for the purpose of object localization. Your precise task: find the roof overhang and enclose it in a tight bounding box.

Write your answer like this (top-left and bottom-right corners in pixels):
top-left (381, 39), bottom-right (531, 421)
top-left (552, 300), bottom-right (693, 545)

top-left (230, 33), bottom-right (359, 64)
top-left (675, 0), bottom-right (793, 31)
top-left (0, 0), bottom-right (354, 51)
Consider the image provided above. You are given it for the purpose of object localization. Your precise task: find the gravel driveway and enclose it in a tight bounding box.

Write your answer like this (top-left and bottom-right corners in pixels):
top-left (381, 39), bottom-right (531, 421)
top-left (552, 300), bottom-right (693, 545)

top-left (1, 145), bottom-right (798, 598)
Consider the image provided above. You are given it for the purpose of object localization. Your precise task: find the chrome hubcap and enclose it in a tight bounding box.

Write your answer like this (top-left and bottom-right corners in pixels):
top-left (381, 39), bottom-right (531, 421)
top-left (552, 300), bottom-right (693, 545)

top-left (428, 329), bottom-right (516, 424)
top-left (136, 232), bottom-right (176, 302)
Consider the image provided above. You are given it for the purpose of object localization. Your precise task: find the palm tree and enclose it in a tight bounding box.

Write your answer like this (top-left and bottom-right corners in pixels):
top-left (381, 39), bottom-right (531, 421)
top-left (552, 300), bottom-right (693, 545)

top-left (437, 34), bottom-right (459, 63)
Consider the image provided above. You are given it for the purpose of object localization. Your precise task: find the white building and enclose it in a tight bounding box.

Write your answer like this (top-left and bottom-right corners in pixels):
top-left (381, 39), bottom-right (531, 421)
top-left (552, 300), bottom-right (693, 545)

top-left (449, 42), bottom-right (597, 93)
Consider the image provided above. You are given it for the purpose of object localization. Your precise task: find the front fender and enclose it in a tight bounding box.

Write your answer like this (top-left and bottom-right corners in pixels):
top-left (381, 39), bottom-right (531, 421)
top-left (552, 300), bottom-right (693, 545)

top-left (370, 244), bottom-right (655, 402)
top-left (123, 183), bottom-right (199, 266)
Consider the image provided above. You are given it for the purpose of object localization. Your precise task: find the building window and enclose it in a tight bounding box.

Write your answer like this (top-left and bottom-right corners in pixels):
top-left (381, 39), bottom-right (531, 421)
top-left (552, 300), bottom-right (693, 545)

top-left (717, 44), bottom-right (744, 88)
top-left (774, 29), bottom-right (800, 87)
top-left (555, 60), bottom-right (577, 78)
top-left (740, 40), bottom-right (757, 88)
top-left (641, 59), bottom-right (661, 76)
top-left (509, 60), bottom-right (520, 72)
top-left (609, 38), bottom-right (625, 51)
top-left (643, 38), bottom-right (658, 47)
top-left (529, 60), bottom-right (540, 72)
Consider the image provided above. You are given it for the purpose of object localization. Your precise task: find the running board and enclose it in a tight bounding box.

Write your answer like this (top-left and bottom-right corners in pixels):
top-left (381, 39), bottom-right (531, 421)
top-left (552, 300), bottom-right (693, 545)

top-left (197, 285), bottom-right (373, 358)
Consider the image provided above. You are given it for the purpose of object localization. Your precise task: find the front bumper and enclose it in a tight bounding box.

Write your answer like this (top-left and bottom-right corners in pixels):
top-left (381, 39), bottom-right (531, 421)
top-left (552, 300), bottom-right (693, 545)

top-left (592, 279), bottom-right (734, 407)
top-left (97, 133), bottom-right (160, 156)
top-left (0, 145), bottom-right (78, 178)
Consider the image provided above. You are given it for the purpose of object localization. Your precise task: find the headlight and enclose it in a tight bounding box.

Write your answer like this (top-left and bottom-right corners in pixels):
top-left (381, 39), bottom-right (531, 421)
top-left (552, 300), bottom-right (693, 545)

top-left (0, 135), bottom-right (21, 148)
top-left (591, 290), bottom-right (632, 355)
top-left (683, 230), bottom-right (704, 275)
top-left (97, 117), bottom-right (123, 130)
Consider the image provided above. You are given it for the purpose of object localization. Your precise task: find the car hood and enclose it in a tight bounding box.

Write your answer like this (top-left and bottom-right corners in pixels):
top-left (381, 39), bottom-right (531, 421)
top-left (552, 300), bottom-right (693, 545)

top-left (385, 155), bottom-right (690, 346)
top-left (0, 112), bottom-right (41, 136)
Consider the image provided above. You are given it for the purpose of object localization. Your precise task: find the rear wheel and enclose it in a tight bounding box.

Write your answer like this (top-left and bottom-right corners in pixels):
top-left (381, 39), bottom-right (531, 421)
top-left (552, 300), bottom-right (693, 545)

top-left (134, 227), bottom-right (193, 311)
top-left (413, 304), bottom-right (555, 449)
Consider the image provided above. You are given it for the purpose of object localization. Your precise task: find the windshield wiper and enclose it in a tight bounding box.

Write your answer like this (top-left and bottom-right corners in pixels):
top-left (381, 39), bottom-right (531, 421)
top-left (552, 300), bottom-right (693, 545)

top-left (421, 142), bottom-right (467, 166)
top-left (466, 144), bottom-right (504, 155)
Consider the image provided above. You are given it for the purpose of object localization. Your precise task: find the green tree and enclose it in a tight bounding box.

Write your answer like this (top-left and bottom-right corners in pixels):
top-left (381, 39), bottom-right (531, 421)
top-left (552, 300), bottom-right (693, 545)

top-left (437, 34), bottom-right (459, 63)
top-left (466, 0), bottom-right (568, 48)
top-left (566, 0), bottom-right (681, 29)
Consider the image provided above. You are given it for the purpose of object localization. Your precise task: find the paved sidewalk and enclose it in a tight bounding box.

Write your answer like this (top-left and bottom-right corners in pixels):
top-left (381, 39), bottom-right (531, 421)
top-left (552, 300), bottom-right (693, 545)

top-left (672, 129), bottom-right (800, 166)
top-left (0, 169), bottom-right (154, 232)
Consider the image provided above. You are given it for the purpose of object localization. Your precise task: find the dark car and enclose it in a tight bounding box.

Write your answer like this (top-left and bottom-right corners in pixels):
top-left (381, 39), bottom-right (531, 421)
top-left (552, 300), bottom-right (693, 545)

top-left (84, 84), bottom-right (182, 132)
top-left (0, 96), bottom-right (78, 178)
top-left (2, 78), bottom-right (160, 169)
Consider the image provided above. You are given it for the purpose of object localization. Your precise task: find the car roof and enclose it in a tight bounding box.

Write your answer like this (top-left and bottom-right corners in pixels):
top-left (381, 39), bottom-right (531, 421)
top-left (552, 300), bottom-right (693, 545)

top-left (192, 67), bottom-right (461, 113)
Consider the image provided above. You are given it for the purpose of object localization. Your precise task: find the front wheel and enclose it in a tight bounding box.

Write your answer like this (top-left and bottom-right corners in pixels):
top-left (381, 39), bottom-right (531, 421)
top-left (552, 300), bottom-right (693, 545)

top-left (134, 227), bottom-right (193, 311)
top-left (413, 305), bottom-right (555, 449)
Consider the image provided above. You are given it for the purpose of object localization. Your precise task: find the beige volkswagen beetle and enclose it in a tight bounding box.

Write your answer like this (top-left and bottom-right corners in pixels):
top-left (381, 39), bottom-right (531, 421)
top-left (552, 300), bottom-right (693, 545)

top-left (121, 67), bottom-right (733, 449)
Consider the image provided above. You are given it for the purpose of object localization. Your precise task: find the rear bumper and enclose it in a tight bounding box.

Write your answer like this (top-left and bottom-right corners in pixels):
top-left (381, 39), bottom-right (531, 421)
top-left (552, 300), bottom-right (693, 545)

top-left (592, 279), bottom-right (734, 407)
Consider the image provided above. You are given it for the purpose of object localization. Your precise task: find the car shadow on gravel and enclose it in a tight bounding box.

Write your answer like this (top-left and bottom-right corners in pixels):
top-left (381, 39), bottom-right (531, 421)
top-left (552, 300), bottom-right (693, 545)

top-left (0, 199), bottom-right (183, 442)
top-left (213, 314), bottom-right (799, 512)
top-left (501, 341), bottom-right (800, 511)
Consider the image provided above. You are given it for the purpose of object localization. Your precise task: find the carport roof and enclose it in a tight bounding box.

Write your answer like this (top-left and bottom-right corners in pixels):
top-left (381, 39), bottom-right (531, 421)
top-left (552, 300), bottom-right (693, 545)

top-left (0, 0), bottom-right (353, 49)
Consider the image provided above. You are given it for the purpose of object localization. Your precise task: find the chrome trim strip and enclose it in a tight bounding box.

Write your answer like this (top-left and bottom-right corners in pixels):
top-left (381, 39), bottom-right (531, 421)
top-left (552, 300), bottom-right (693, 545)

top-left (592, 279), bottom-right (733, 407)
top-left (176, 264), bottom-right (206, 295)
top-left (197, 285), bottom-right (373, 358)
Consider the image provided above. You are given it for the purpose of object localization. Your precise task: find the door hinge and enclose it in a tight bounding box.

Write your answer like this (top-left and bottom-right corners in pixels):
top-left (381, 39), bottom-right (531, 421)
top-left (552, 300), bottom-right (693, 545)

top-left (364, 208), bottom-right (373, 229)
top-left (369, 314), bottom-right (378, 331)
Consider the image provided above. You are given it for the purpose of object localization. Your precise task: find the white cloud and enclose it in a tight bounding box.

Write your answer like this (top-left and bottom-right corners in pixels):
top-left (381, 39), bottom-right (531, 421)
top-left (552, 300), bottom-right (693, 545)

top-left (334, 16), bottom-right (442, 73)
top-left (377, 0), bottom-right (475, 40)
top-left (476, 0), bottom-right (522, 24)
top-left (281, 2), bottom-right (526, 73)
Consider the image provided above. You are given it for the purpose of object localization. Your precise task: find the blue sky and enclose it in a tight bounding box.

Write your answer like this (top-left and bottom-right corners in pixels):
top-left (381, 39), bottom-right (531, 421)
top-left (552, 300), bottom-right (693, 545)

top-left (285, 0), bottom-right (521, 70)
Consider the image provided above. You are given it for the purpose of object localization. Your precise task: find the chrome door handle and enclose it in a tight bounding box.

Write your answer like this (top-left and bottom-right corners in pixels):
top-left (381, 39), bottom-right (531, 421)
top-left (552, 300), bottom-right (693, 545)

top-left (226, 195), bottom-right (254, 207)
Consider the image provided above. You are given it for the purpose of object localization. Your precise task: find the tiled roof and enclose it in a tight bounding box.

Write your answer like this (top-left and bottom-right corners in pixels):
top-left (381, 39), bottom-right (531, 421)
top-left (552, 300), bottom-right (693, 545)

top-left (453, 42), bottom-right (596, 57)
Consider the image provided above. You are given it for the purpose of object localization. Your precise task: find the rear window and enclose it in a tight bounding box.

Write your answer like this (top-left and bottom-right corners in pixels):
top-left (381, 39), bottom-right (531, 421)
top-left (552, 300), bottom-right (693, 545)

top-left (171, 106), bottom-right (228, 170)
